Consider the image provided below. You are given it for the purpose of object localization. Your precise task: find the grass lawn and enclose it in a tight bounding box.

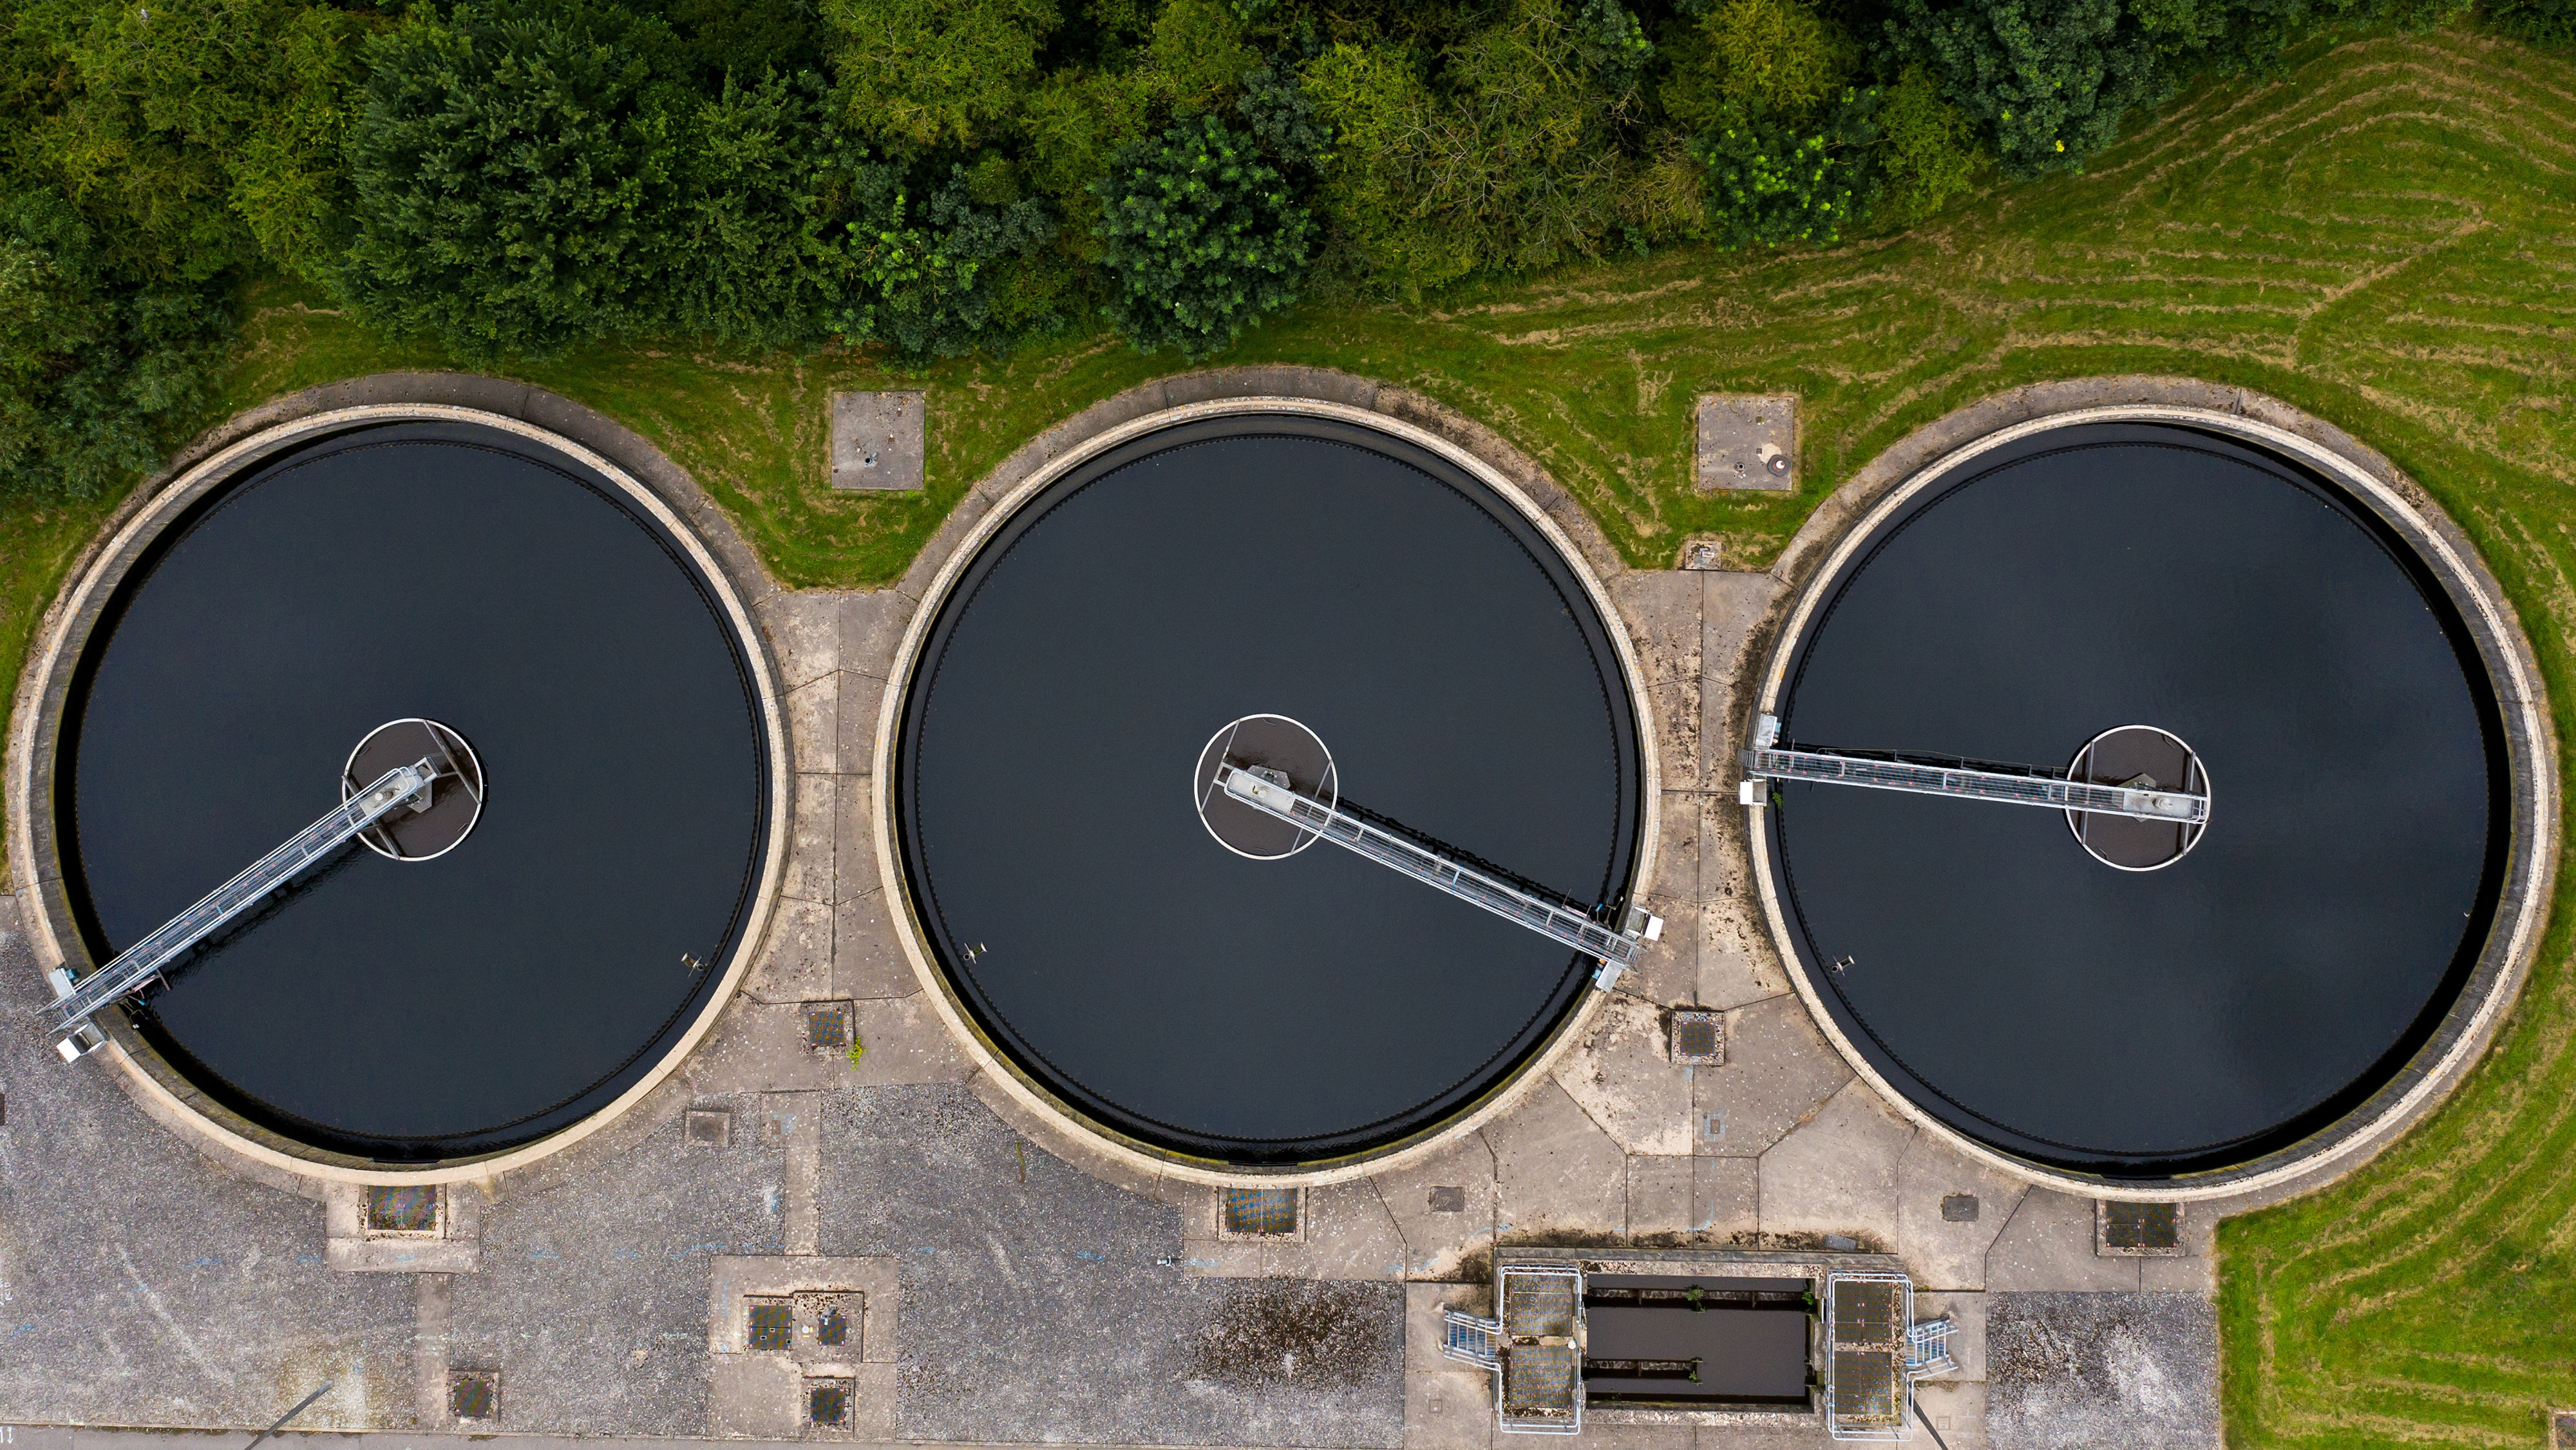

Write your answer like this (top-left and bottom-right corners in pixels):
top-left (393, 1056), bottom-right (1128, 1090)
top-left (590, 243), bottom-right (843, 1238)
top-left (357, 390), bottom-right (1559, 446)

top-left (5, 23), bottom-right (2574, 1447)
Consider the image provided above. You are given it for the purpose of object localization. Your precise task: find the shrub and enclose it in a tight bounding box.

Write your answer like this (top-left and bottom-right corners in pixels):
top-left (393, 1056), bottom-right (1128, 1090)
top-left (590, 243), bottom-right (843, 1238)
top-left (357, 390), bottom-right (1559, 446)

top-left (1092, 113), bottom-right (1312, 356)
top-left (10, 0), bottom-right (367, 285)
top-left (1151, 0), bottom-right (1259, 112)
top-left (0, 184), bottom-right (230, 500)
top-left (1238, 63), bottom-right (1330, 169)
top-left (663, 72), bottom-right (862, 347)
top-left (1662, 0), bottom-right (1852, 129)
top-left (1019, 68), bottom-right (1159, 249)
top-left (1884, 0), bottom-right (2164, 176)
top-left (342, 3), bottom-right (680, 359)
top-left (2485, 0), bottom-right (2575, 44)
top-left (820, 0), bottom-right (1057, 149)
top-left (1870, 63), bottom-right (1982, 226)
top-left (1302, 0), bottom-right (1646, 294)
top-left (835, 163), bottom-right (1063, 357)
top-left (1694, 86), bottom-right (1879, 248)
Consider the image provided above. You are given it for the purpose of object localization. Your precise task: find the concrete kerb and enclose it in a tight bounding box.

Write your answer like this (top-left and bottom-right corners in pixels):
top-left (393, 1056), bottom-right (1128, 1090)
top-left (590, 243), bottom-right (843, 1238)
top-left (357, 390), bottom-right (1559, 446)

top-left (1731, 381), bottom-right (2559, 1204)
top-left (867, 368), bottom-right (1656, 1192)
top-left (5, 383), bottom-right (794, 1189)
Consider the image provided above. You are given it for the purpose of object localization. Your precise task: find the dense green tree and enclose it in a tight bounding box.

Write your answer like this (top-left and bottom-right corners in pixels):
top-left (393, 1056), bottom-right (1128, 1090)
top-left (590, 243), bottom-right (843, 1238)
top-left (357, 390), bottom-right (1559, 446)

top-left (1092, 112), bottom-right (1311, 355)
top-left (2485, 0), bottom-right (2575, 42)
top-left (1150, 0), bottom-right (1257, 111)
top-left (1237, 63), bottom-right (1330, 169)
top-left (834, 162), bottom-right (1062, 356)
top-left (0, 184), bottom-right (229, 499)
top-left (1694, 84), bottom-right (1879, 247)
top-left (663, 72), bottom-right (863, 346)
top-left (1883, 0), bottom-right (2163, 175)
top-left (1662, 0), bottom-right (1853, 128)
top-left (1303, 0), bottom-right (1649, 294)
top-left (1870, 62), bottom-right (1982, 225)
top-left (821, 0), bottom-right (1057, 149)
top-left (341, 3), bottom-right (681, 358)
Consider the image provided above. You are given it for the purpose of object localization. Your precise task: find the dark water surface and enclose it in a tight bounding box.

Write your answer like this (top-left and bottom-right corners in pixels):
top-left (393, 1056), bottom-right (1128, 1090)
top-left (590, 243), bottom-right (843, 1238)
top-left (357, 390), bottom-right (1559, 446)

top-left (62, 421), bottom-right (768, 1159)
top-left (1772, 423), bottom-right (2505, 1176)
top-left (898, 419), bottom-right (1643, 1163)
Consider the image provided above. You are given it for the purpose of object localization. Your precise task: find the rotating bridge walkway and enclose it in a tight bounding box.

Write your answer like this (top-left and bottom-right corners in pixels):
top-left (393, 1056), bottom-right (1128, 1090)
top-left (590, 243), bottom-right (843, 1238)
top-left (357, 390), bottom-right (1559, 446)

top-left (1214, 763), bottom-right (1658, 987)
top-left (1742, 719), bottom-right (2208, 825)
top-left (45, 759), bottom-right (440, 1060)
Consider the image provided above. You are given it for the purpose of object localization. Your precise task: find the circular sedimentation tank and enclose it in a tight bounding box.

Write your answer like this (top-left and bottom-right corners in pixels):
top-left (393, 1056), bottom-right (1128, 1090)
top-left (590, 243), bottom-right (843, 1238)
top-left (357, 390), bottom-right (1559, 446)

top-left (31, 411), bottom-right (779, 1170)
top-left (1752, 414), bottom-right (2543, 1187)
top-left (891, 410), bottom-right (1647, 1170)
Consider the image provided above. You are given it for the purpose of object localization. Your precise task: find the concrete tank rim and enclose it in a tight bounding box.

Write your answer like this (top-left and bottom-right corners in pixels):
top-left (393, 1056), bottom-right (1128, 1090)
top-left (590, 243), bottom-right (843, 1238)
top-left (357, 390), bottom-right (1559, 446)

top-left (869, 381), bottom-right (1662, 1190)
top-left (1740, 393), bottom-right (2557, 1203)
top-left (6, 394), bottom-right (792, 1188)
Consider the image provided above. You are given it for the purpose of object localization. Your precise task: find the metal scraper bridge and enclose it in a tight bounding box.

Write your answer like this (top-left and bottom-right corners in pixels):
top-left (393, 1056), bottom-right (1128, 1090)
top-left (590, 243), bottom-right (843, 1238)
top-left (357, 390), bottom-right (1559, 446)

top-left (1213, 761), bottom-right (1659, 987)
top-left (1741, 716), bottom-right (2210, 825)
top-left (46, 756), bottom-right (442, 1060)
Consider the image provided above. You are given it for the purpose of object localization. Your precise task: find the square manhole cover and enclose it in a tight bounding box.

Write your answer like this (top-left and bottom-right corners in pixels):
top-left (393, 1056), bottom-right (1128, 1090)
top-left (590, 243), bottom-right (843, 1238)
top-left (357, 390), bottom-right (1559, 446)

top-left (747, 1297), bottom-right (795, 1351)
top-left (366, 1185), bottom-right (439, 1235)
top-left (807, 1376), bottom-right (855, 1427)
top-left (805, 1001), bottom-right (853, 1053)
top-left (685, 1107), bottom-right (733, 1148)
top-left (2098, 1200), bottom-right (2184, 1255)
top-left (1669, 1009), bottom-right (1723, 1064)
top-left (1220, 1187), bottom-right (1301, 1239)
top-left (1940, 1194), bottom-right (1980, 1222)
top-left (2552, 1409), bottom-right (2576, 1450)
top-left (450, 1369), bottom-right (499, 1424)
top-left (1428, 1185), bottom-right (1467, 1213)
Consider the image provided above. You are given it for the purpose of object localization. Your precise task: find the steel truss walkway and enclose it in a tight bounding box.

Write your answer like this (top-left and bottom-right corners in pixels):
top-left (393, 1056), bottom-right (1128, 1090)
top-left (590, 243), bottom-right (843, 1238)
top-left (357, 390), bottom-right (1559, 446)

top-left (1214, 763), bottom-right (1658, 987)
top-left (47, 759), bottom-right (441, 1059)
top-left (1743, 720), bottom-right (2208, 825)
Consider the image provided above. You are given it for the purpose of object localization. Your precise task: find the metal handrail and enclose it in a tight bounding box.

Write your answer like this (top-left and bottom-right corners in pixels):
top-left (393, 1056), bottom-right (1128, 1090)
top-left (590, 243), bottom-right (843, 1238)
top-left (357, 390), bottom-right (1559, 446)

top-left (1214, 763), bottom-right (1643, 970)
top-left (48, 759), bottom-right (439, 1052)
top-left (1746, 747), bottom-right (2208, 824)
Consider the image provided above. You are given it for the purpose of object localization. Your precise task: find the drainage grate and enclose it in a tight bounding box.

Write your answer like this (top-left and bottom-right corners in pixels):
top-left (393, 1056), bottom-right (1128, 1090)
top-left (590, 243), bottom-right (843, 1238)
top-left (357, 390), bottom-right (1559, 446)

top-left (1941, 1194), bottom-right (1980, 1223)
top-left (1428, 1185), bottom-right (1467, 1214)
top-left (804, 1001), bottom-right (853, 1053)
top-left (685, 1107), bottom-right (734, 1148)
top-left (1669, 1009), bottom-right (1723, 1064)
top-left (366, 1185), bottom-right (439, 1235)
top-left (747, 1297), bottom-right (795, 1351)
top-left (1220, 1187), bottom-right (1301, 1239)
top-left (449, 1369), bottom-right (499, 1424)
top-left (2552, 1409), bottom-right (2576, 1450)
top-left (806, 1377), bottom-right (855, 1427)
top-left (2098, 1200), bottom-right (2184, 1256)
top-left (797, 1291), bottom-right (858, 1353)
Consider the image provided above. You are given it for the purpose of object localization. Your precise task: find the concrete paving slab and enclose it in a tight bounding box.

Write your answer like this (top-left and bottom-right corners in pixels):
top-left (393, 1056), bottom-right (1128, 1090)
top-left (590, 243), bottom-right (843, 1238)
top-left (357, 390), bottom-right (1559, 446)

top-left (1645, 791), bottom-right (1701, 908)
top-left (1984, 1192), bottom-right (2138, 1293)
top-left (833, 777), bottom-right (882, 906)
top-left (1403, 1283), bottom-right (1493, 1450)
top-left (1647, 682), bottom-right (1701, 791)
top-left (1703, 571), bottom-right (1782, 685)
top-left (1370, 1132), bottom-right (1497, 1280)
top-left (757, 592), bottom-right (844, 692)
top-left (783, 775), bottom-right (838, 906)
top-left (746, 897), bottom-right (835, 1004)
top-left (1624, 1156), bottom-right (1694, 1239)
top-left (829, 392), bottom-right (925, 492)
top-left (1695, 396), bottom-right (1798, 492)
top-left (1487, 1079), bottom-right (1629, 1241)
top-left (831, 892), bottom-right (917, 1001)
top-left (787, 674), bottom-right (840, 776)
top-left (1556, 996), bottom-right (1692, 1157)
top-left (1280, 1181), bottom-right (1411, 1281)
top-left (1691, 994), bottom-right (1850, 1157)
top-left (1609, 572), bottom-right (1703, 687)
top-left (815, 1086), bottom-right (1403, 1445)
top-left (683, 1000), bottom-right (846, 1095)
top-left (1692, 1157), bottom-right (1759, 1238)
top-left (1620, 899), bottom-right (1698, 1007)
top-left (838, 592), bottom-right (911, 676)
top-left (0, 897), bottom-right (417, 1430)
top-left (1913, 1291), bottom-right (1987, 1381)
top-left (446, 1098), bottom-right (790, 1435)
top-left (844, 998), bottom-right (972, 1087)
top-left (1985, 1292), bottom-right (2217, 1450)
top-left (1569, 1424), bottom-right (1692, 1450)
top-left (1894, 1133), bottom-right (2029, 1291)
top-left (1915, 1378), bottom-right (1990, 1449)
top-left (1757, 1080), bottom-right (1911, 1245)
top-left (835, 671), bottom-right (889, 779)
